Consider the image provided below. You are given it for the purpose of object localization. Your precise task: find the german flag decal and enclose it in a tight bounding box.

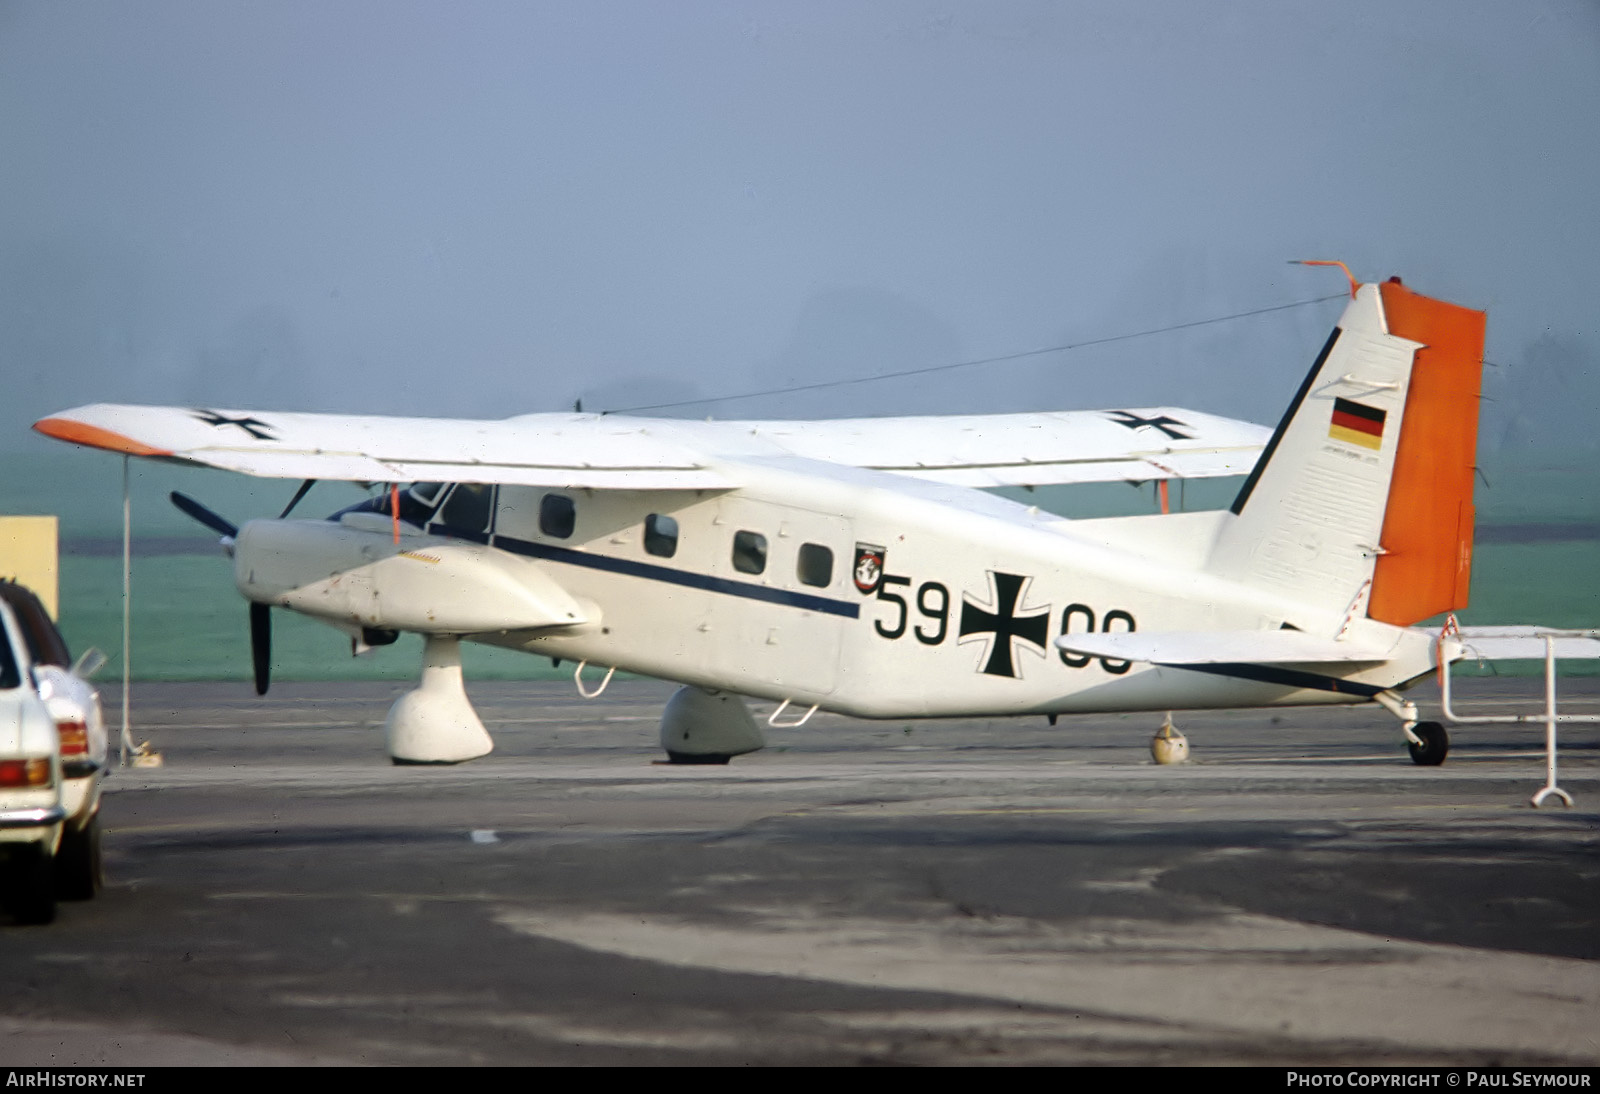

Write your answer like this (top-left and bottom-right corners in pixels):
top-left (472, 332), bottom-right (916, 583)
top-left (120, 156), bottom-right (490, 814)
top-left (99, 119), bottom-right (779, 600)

top-left (1329, 397), bottom-right (1386, 450)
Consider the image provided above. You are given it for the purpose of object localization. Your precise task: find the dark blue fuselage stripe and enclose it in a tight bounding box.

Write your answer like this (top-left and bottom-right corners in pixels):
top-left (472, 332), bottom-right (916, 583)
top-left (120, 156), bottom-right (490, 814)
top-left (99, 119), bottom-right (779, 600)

top-left (490, 534), bottom-right (862, 619)
top-left (1164, 660), bottom-right (1385, 697)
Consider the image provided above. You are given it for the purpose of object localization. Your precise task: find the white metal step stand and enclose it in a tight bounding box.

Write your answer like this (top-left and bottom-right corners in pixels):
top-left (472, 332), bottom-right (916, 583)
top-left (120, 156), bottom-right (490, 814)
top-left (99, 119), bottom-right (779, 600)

top-left (573, 660), bottom-right (615, 699)
top-left (767, 698), bottom-right (818, 728)
top-left (1435, 617), bottom-right (1600, 808)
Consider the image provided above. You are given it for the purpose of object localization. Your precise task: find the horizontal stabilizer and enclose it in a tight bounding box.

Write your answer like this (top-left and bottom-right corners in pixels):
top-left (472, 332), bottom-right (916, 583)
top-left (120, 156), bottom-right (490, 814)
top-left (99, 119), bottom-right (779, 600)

top-left (1427, 625), bottom-right (1600, 661)
top-left (1054, 629), bottom-right (1391, 665)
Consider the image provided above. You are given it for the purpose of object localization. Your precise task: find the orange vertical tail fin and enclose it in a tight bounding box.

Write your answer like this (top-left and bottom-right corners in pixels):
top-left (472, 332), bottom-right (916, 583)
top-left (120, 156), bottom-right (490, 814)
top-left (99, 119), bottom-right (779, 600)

top-left (1366, 281), bottom-right (1486, 626)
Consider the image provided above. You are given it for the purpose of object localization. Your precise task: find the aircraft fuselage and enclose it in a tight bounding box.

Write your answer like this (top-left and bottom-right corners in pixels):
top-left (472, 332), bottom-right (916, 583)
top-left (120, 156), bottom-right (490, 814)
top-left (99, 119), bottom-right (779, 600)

top-left (238, 458), bottom-right (1436, 720)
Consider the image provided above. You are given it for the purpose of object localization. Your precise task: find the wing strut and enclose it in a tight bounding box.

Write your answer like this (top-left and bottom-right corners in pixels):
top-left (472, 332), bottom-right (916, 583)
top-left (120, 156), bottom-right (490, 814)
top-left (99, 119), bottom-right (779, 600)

top-left (278, 478), bottom-right (318, 519)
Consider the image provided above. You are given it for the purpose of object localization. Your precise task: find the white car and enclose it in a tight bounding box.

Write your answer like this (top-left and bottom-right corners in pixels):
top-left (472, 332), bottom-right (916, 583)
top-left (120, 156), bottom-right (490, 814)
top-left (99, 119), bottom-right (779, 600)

top-left (0, 582), bottom-right (107, 924)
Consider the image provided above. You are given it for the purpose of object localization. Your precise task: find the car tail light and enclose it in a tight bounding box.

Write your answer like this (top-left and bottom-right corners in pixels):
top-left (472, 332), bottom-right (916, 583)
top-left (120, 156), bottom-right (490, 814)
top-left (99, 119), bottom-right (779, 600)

top-left (56, 719), bottom-right (89, 758)
top-left (0, 758), bottom-right (52, 788)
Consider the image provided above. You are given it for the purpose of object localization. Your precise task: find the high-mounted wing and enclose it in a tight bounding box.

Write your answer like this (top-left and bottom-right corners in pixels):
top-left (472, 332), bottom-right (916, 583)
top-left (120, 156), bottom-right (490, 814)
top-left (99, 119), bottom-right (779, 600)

top-left (34, 404), bottom-right (734, 490)
top-left (720, 407), bottom-right (1268, 486)
top-left (35, 403), bottom-right (1268, 489)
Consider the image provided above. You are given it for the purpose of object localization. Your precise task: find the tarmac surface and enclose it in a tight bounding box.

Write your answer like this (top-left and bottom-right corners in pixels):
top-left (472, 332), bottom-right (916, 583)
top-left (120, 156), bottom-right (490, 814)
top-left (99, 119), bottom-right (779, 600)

top-left (2, 677), bottom-right (1597, 1066)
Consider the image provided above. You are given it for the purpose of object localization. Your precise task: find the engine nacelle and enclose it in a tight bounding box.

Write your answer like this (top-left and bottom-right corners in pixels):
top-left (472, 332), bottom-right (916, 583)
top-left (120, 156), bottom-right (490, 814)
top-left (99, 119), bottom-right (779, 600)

top-left (234, 519), bottom-right (589, 634)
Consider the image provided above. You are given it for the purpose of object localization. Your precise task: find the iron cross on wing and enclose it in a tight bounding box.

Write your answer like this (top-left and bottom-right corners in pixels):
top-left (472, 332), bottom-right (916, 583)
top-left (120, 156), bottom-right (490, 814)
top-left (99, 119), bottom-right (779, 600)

top-left (1105, 410), bottom-right (1193, 440)
top-left (191, 409), bottom-right (278, 441)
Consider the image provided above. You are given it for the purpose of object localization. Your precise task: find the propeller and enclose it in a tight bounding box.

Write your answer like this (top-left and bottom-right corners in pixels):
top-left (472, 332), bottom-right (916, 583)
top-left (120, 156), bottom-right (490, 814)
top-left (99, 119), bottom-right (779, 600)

top-left (250, 602), bottom-right (271, 696)
top-left (169, 491), bottom-right (238, 538)
top-left (169, 489), bottom-right (288, 696)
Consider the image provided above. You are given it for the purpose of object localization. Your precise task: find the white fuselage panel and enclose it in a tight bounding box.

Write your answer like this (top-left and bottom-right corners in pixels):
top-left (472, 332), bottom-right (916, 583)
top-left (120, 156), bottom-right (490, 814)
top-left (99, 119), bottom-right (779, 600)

top-left (383, 459), bottom-right (1438, 719)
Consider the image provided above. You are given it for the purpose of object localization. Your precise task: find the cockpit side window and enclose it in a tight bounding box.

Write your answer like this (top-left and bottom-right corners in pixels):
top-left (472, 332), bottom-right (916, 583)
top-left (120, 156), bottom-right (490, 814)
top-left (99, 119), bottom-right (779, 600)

top-left (435, 484), bottom-right (496, 536)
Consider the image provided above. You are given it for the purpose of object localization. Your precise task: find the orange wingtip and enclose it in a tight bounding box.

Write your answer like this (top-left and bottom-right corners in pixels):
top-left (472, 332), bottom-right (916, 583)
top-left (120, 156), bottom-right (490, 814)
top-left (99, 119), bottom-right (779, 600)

top-left (33, 418), bottom-right (172, 458)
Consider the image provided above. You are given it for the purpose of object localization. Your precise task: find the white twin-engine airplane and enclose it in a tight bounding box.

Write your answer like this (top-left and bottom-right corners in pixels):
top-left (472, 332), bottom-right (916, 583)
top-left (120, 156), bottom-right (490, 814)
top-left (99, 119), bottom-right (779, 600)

top-left (35, 277), bottom-right (1485, 768)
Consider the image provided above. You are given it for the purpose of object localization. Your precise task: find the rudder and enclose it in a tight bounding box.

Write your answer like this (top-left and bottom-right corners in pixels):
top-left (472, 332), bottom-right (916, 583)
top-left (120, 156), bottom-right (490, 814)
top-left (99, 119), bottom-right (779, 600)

top-left (1366, 281), bottom-right (1485, 625)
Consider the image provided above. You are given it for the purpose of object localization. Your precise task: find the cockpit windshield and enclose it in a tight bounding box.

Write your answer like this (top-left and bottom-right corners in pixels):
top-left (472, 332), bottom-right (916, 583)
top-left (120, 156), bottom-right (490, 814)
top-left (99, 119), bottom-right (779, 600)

top-left (328, 482), bottom-right (448, 528)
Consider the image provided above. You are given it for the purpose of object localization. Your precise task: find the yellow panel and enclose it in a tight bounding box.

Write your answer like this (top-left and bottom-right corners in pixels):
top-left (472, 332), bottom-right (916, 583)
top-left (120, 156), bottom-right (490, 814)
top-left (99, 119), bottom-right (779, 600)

top-left (0, 517), bottom-right (60, 619)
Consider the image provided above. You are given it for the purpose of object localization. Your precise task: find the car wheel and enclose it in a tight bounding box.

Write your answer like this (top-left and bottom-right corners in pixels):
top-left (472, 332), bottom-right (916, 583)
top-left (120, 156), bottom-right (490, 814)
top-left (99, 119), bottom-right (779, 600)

top-left (56, 812), bottom-right (102, 901)
top-left (4, 846), bottom-right (58, 925)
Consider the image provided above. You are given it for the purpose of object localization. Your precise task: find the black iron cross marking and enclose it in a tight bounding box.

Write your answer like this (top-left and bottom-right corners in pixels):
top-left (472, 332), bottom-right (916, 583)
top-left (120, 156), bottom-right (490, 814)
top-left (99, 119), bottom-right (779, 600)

top-left (191, 409), bottom-right (278, 441)
top-left (958, 571), bottom-right (1051, 678)
top-left (1105, 410), bottom-right (1193, 440)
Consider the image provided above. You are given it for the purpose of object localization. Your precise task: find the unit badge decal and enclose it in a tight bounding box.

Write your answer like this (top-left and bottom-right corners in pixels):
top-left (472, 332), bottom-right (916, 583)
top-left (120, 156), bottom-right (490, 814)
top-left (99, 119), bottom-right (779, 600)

top-left (958, 571), bottom-right (1051, 678)
top-left (853, 544), bottom-right (886, 595)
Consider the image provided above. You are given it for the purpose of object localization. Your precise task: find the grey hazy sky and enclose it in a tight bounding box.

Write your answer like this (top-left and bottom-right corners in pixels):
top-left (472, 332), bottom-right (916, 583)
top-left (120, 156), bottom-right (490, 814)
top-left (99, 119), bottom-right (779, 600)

top-left (3, 1), bottom-right (1597, 454)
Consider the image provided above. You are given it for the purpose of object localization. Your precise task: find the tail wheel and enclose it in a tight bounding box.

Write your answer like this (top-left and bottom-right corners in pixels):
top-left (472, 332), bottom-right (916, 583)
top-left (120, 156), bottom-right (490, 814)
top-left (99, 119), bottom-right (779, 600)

top-left (56, 812), bottom-right (103, 901)
top-left (1408, 721), bottom-right (1449, 767)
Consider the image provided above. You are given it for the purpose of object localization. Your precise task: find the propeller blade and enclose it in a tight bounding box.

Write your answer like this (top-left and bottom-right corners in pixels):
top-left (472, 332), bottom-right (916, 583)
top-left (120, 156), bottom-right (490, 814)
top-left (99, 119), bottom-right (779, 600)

top-left (278, 478), bottom-right (317, 519)
top-left (250, 602), bottom-right (271, 696)
top-left (170, 492), bottom-right (239, 538)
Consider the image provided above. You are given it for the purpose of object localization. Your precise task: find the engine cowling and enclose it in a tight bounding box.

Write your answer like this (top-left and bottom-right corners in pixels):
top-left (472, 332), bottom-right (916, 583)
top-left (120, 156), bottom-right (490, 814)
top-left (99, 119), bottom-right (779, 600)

top-left (233, 519), bottom-right (590, 634)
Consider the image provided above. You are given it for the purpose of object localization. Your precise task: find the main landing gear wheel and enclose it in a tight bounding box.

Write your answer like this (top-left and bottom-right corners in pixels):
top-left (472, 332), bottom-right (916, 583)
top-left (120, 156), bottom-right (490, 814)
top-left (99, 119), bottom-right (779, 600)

top-left (384, 635), bottom-right (494, 764)
top-left (658, 687), bottom-right (765, 764)
top-left (1407, 720), bottom-right (1449, 766)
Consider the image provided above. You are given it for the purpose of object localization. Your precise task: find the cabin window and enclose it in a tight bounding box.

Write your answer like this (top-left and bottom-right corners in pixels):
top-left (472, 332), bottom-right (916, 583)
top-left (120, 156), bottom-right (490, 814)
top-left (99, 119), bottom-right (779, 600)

top-left (540, 494), bottom-right (576, 539)
top-left (644, 513), bottom-right (678, 558)
top-left (732, 530), bottom-right (767, 575)
top-left (796, 543), bottom-right (833, 588)
top-left (437, 483), bottom-right (496, 535)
